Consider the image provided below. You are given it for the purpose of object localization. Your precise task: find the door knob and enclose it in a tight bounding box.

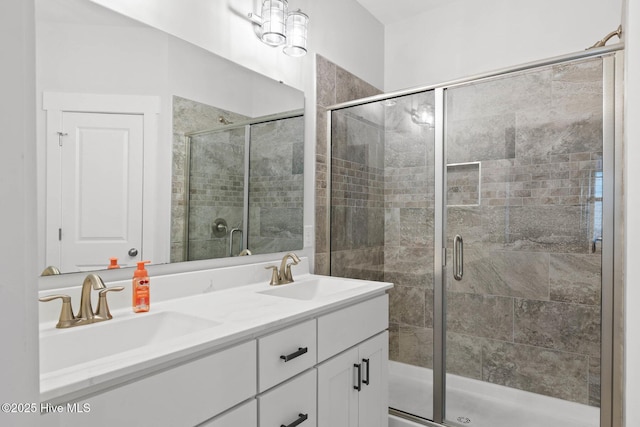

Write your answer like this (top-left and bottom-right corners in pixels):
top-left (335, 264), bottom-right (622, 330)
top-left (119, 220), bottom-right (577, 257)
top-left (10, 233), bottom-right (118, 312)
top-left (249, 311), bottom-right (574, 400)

top-left (128, 248), bottom-right (138, 257)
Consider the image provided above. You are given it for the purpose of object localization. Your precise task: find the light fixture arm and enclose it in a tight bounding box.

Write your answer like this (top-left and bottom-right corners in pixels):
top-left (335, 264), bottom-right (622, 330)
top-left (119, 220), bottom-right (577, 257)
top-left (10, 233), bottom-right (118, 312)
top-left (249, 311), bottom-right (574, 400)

top-left (247, 12), bottom-right (263, 26)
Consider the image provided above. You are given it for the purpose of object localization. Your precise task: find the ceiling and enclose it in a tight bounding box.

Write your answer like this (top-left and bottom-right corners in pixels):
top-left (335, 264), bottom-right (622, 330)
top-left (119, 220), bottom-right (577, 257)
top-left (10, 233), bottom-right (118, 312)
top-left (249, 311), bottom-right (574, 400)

top-left (355, 0), bottom-right (452, 25)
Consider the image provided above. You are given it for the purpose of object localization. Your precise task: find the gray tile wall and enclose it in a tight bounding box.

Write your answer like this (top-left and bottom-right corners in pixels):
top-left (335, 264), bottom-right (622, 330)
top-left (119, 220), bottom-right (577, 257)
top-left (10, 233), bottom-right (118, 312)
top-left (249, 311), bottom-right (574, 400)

top-left (187, 128), bottom-right (245, 260)
top-left (171, 96), bottom-right (248, 262)
top-left (442, 58), bottom-right (603, 406)
top-left (315, 55), bottom-right (383, 275)
top-left (248, 116), bottom-right (304, 255)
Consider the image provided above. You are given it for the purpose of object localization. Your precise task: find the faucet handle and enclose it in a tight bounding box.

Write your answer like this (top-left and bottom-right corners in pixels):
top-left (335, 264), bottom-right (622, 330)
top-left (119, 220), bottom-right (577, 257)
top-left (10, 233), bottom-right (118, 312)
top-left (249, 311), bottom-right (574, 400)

top-left (282, 263), bottom-right (295, 283)
top-left (95, 286), bottom-right (125, 320)
top-left (265, 265), bottom-right (281, 286)
top-left (39, 294), bottom-right (76, 328)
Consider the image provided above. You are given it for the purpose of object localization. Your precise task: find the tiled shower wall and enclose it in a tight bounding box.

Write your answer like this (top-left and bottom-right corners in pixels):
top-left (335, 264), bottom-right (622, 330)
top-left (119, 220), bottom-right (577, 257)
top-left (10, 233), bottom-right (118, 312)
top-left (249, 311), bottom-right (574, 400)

top-left (382, 92), bottom-right (437, 378)
top-left (315, 55), bottom-right (383, 274)
top-left (171, 96), bottom-right (248, 262)
top-left (248, 117), bottom-right (305, 255)
top-left (323, 56), bottom-right (604, 407)
top-left (442, 58), bottom-right (603, 406)
top-left (186, 128), bottom-right (245, 260)
top-left (330, 104), bottom-right (386, 280)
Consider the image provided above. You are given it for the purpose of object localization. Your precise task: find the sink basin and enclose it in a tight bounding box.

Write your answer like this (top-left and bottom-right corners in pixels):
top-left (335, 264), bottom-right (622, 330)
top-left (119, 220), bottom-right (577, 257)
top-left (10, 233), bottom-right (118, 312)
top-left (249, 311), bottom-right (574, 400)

top-left (40, 311), bottom-right (221, 374)
top-left (257, 277), bottom-right (368, 300)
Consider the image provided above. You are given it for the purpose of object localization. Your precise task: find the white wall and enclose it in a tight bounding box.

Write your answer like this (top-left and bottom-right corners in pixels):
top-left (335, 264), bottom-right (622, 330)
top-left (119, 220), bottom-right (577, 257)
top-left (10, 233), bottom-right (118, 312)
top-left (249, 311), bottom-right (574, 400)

top-left (0, 0), bottom-right (39, 426)
top-left (624, 0), bottom-right (639, 423)
top-left (87, 0), bottom-right (385, 93)
top-left (384, 0), bottom-right (623, 90)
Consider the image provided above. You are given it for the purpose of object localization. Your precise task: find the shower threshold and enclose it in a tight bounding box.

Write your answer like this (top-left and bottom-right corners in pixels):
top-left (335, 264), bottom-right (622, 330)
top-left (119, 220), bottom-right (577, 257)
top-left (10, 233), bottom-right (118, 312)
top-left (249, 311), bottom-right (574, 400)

top-left (389, 361), bottom-right (598, 427)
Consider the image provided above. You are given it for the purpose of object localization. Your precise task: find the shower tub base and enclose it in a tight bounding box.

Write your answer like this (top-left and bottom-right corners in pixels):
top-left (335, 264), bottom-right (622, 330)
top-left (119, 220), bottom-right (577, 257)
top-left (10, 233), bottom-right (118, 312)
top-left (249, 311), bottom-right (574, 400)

top-left (389, 361), bottom-right (598, 427)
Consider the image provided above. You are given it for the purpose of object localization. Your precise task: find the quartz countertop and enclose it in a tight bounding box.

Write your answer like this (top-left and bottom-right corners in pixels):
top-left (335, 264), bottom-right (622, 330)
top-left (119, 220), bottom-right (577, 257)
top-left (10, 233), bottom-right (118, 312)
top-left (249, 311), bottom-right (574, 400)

top-left (38, 259), bottom-right (392, 403)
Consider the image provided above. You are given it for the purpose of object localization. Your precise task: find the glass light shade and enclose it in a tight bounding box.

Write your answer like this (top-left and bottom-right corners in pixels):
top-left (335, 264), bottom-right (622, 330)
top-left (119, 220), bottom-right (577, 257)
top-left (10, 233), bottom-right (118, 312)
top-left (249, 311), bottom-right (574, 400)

top-left (283, 10), bottom-right (309, 57)
top-left (261, 0), bottom-right (288, 46)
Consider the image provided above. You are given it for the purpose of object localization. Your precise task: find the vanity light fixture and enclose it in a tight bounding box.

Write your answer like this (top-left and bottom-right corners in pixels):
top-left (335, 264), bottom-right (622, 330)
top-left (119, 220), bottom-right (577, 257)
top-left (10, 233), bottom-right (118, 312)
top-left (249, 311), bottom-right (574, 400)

top-left (248, 0), bottom-right (309, 57)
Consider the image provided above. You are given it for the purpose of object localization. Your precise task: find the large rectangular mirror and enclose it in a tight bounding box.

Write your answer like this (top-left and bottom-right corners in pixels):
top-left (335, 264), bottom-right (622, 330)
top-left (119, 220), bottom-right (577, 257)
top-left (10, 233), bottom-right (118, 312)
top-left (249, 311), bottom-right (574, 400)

top-left (36, 0), bottom-right (305, 276)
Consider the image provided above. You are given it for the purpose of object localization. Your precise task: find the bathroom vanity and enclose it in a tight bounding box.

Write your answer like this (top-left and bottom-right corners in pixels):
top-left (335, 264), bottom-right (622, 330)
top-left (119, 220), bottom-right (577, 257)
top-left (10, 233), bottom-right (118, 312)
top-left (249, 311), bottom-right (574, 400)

top-left (38, 258), bottom-right (391, 427)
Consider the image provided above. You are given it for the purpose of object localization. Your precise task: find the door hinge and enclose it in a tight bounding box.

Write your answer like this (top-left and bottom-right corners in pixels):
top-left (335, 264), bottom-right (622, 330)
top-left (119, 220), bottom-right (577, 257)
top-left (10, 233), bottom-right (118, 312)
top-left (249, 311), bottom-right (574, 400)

top-left (442, 247), bottom-right (447, 266)
top-left (58, 228), bottom-right (62, 241)
top-left (57, 131), bottom-right (67, 147)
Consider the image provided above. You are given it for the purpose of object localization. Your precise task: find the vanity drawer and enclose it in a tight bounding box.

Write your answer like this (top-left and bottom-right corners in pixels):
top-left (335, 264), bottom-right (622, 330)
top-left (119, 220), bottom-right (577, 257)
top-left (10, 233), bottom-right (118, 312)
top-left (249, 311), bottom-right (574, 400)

top-left (258, 369), bottom-right (317, 427)
top-left (200, 399), bottom-right (257, 427)
top-left (317, 294), bottom-right (388, 362)
top-left (258, 318), bottom-right (317, 392)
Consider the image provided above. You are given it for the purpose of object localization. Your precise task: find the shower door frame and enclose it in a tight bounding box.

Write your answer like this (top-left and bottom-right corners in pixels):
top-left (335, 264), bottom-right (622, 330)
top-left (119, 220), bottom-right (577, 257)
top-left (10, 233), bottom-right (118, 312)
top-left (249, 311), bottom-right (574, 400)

top-left (325, 45), bottom-right (624, 427)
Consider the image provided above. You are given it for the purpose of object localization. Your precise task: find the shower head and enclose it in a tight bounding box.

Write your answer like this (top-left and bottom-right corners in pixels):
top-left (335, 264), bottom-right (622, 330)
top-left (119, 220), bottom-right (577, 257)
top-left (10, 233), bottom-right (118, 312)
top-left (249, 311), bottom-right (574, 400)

top-left (218, 116), bottom-right (233, 125)
top-left (587, 25), bottom-right (622, 49)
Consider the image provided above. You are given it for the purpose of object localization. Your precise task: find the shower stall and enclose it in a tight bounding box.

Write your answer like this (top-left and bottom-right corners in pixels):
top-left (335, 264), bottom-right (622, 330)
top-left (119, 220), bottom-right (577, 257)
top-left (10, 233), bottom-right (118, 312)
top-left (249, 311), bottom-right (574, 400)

top-left (327, 48), bottom-right (623, 427)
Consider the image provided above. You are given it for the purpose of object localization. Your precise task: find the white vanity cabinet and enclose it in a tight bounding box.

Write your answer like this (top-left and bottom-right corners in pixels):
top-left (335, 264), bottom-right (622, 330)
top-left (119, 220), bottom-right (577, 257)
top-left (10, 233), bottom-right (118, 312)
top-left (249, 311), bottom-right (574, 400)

top-left (317, 296), bottom-right (389, 427)
top-left (40, 282), bottom-right (390, 427)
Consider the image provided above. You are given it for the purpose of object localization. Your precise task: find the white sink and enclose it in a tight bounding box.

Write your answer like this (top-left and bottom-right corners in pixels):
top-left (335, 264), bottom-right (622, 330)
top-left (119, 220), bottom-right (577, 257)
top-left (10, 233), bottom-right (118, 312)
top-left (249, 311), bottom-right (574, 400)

top-left (40, 311), bottom-right (221, 374)
top-left (257, 277), bottom-right (368, 300)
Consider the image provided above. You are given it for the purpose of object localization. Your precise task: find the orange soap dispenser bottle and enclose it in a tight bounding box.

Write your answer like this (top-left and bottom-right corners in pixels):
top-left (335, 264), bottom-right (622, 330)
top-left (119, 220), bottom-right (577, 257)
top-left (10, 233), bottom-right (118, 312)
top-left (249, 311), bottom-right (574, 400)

top-left (132, 261), bottom-right (151, 313)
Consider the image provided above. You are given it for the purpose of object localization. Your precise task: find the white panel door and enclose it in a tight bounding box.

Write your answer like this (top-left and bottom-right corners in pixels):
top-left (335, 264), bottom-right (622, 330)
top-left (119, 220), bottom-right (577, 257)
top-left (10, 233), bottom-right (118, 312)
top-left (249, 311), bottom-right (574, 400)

top-left (59, 112), bottom-right (143, 271)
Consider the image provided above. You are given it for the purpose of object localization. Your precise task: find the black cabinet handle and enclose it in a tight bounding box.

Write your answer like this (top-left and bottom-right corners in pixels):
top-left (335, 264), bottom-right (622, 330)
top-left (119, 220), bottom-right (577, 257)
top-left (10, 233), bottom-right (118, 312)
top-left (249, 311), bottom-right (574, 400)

top-left (280, 347), bottom-right (308, 362)
top-left (362, 358), bottom-right (370, 385)
top-left (280, 413), bottom-right (308, 427)
top-left (353, 363), bottom-right (362, 391)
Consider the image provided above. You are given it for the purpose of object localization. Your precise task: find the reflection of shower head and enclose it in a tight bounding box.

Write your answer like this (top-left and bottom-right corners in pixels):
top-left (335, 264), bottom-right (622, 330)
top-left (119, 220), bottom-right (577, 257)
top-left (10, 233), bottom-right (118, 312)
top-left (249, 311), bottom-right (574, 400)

top-left (218, 116), bottom-right (232, 125)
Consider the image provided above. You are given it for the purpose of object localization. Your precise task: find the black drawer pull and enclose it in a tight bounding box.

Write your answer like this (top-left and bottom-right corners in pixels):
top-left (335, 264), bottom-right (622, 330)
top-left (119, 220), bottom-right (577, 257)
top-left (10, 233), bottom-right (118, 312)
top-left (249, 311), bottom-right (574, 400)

top-left (281, 413), bottom-right (308, 427)
top-left (362, 358), bottom-right (370, 385)
top-left (280, 347), bottom-right (308, 362)
top-left (354, 363), bottom-right (362, 391)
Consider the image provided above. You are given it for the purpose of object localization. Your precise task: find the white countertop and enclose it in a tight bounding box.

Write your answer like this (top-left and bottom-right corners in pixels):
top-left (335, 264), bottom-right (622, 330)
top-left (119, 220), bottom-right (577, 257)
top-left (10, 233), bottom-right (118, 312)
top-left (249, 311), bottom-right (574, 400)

top-left (38, 259), bottom-right (392, 403)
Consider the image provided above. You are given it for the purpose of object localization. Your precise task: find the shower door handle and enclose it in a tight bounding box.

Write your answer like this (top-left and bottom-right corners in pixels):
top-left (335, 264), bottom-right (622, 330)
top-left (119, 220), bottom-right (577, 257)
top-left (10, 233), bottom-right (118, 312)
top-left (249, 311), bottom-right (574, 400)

top-left (229, 227), bottom-right (242, 256)
top-left (453, 234), bottom-right (464, 281)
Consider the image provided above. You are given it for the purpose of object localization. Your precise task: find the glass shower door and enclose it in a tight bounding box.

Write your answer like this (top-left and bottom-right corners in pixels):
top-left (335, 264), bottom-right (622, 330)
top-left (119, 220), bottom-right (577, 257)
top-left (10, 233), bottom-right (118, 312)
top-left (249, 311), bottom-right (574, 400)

top-left (443, 57), bottom-right (605, 427)
top-left (329, 90), bottom-right (436, 422)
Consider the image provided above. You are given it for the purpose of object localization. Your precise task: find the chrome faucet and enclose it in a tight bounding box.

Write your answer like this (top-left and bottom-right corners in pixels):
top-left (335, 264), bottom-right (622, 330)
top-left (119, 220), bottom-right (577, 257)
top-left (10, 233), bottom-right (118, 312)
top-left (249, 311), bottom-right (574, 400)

top-left (39, 274), bottom-right (124, 328)
top-left (266, 252), bottom-right (301, 286)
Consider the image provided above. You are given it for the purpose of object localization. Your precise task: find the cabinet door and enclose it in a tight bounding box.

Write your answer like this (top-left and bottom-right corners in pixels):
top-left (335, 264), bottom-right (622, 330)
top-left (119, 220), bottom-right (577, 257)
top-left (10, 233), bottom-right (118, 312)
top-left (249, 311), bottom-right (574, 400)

top-left (317, 347), bottom-right (359, 427)
top-left (358, 332), bottom-right (389, 427)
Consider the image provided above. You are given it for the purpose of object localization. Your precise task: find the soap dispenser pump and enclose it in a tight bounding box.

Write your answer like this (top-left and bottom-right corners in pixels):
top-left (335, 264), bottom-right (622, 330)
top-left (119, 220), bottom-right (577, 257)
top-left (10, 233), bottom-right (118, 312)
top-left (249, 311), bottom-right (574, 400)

top-left (133, 261), bottom-right (151, 313)
top-left (107, 257), bottom-right (120, 269)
